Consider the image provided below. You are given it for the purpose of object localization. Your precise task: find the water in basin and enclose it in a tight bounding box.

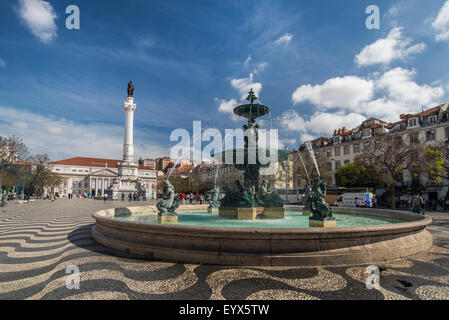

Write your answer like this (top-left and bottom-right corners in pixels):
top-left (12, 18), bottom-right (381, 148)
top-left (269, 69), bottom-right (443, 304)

top-left (113, 211), bottom-right (404, 228)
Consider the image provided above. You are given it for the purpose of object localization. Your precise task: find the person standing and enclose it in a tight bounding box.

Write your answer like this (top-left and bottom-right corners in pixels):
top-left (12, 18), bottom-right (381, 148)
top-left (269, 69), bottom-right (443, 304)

top-left (411, 193), bottom-right (424, 215)
top-left (103, 193), bottom-right (107, 204)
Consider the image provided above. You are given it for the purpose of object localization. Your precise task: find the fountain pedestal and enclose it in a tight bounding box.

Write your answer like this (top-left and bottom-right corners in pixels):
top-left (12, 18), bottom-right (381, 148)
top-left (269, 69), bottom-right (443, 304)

top-left (207, 207), bottom-right (219, 214)
top-left (219, 207), bottom-right (285, 220)
top-left (158, 214), bottom-right (178, 224)
top-left (309, 217), bottom-right (336, 228)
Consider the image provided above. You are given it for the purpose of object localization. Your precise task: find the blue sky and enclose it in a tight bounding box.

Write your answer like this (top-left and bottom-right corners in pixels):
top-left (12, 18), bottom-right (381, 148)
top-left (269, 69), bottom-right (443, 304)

top-left (1, 0), bottom-right (449, 161)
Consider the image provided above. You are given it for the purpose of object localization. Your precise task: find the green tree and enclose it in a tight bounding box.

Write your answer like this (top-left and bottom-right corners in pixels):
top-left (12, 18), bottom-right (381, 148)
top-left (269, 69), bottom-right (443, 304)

top-left (335, 161), bottom-right (382, 188)
top-left (356, 135), bottom-right (426, 209)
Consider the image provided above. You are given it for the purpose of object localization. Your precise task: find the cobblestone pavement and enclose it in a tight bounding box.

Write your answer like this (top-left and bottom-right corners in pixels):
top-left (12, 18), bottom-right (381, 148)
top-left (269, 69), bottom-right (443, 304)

top-left (0, 199), bottom-right (448, 300)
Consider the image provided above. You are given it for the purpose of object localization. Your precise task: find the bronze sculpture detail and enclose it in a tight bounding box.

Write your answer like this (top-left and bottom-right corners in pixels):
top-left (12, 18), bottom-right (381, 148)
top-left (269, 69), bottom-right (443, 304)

top-left (127, 81), bottom-right (134, 97)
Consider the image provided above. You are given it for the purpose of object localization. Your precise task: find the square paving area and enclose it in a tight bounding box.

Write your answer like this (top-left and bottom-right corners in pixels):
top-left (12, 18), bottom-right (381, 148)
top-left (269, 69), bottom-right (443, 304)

top-left (0, 199), bottom-right (448, 300)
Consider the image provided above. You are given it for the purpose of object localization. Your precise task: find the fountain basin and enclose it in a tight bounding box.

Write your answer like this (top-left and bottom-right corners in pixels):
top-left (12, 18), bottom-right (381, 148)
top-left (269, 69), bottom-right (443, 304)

top-left (91, 205), bottom-right (433, 266)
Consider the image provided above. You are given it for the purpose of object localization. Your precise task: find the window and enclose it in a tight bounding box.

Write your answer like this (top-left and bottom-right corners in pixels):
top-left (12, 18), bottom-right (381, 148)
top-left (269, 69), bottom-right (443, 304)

top-left (410, 133), bottom-right (419, 143)
top-left (326, 162), bottom-right (332, 171)
top-left (362, 129), bottom-right (371, 137)
top-left (353, 144), bottom-right (360, 153)
top-left (409, 118), bottom-right (417, 127)
top-left (334, 147), bottom-right (341, 156)
top-left (363, 142), bottom-right (370, 151)
top-left (426, 130), bottom-right (436, 141)
top-left (429, 115), bottom-right (437, 124)
top-left (344, 160), bottom-right (350, 165)
top-left (344, 145), bottom-right (350, 155)
top-left (326, 150), bottom-right (332, 157)
top-left (335, 161), bottom-right (341, 170)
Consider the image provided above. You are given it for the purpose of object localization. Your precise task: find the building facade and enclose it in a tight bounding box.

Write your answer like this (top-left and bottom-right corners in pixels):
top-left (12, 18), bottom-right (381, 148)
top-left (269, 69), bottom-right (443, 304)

top-left (297, 102), bottom-right (449, 202)
top-left (47, 157), bottom-right (156, 198)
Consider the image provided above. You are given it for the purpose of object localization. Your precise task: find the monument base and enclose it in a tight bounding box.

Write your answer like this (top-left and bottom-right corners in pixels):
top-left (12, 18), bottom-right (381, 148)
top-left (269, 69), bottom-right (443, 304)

top-left (158, 214), bottom-right (178, 224)
top-left (309, 218), bottom-right (336, 228)
top-left (302, 210), bottom-right (312, 216)
top-left (207, 207), bottom-right (219, 214)
top-left (219, 207), bottom-right (285, 220)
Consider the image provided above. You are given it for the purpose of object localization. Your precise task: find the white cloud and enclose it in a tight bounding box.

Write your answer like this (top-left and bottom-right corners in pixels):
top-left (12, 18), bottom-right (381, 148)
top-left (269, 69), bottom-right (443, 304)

top-left (290, 67), bottom-right (445, 124)
top-left (0, 58), bottom-right (6, 69)
top-left (17, 0), bottom-right (58, 43)
top-left (230, 76), bottom-right (262, 100)
top-left (253, 62), bottom-right (268, 74)
top-left (432, 0), bottom-right (449, 41)
top-left (12, 121), bottom-right (28, 129)
top-left (281, 110), bottom-right (366, 139)
top-left (0, 106), bottom-right (167, 161)
top-left (355, 27), bottom-right (425, 67)
top-left (243, 55), bottom-right (268, 75)
top-left (244, 55), bottom-right (252, 67)
top-left (300, 133), bottom-right (316, 143)
top-left (292, 76), bottom-right (374, 109)
top-left (375, 68), bottom-right (444, 107)
top-left (387, 5), bottom-right (400, 17)
top-left (216, 98), bottom-right (238, 114)
top-left (274, 33), bottom-right (293, 45)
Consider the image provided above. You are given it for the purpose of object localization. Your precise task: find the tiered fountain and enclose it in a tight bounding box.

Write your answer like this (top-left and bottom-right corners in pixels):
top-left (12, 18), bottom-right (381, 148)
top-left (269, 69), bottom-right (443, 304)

top-left (213, 89), bottom-right (288, 220)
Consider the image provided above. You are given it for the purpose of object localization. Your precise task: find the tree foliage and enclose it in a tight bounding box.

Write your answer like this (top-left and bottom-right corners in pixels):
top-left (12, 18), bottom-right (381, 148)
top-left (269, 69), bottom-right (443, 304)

top-left (355, 135), bottom-right (426, 209)
top-left (335, 161), bottom-right (382, 188)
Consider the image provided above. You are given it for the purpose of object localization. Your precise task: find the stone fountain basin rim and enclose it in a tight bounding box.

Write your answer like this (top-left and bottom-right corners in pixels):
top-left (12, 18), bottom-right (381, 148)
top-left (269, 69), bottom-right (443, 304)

top-left (92, 205), bottom-right (432, 236)
top-left (91, 205), bottom-right (433, 266)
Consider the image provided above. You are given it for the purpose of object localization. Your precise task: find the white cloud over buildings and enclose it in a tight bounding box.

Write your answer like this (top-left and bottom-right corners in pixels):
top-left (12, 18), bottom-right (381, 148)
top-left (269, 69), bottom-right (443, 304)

top-left (355, 27), bottom-right (425, 67)
top-left (288, 66), bottom-right (444, 135)
top-left (280, 110), bottom-right (367, 142)
top-left (16, 0), bottom-right (58, 43)
top-left (432, 0), bottom-right (449, 41)
top-left (292, 76), bottom-right (375, 110)
top-left (0, 105), bottom-right (168, 161)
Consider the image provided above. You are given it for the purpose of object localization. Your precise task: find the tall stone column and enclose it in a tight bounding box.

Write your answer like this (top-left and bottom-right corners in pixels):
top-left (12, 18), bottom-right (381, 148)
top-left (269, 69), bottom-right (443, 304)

top-left (123, 96), bottom-right (136, 163)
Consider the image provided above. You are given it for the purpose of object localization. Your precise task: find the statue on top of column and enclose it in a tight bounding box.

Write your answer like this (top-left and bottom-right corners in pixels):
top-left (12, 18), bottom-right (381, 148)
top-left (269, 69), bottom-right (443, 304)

top-left (127, 81), bottom-right (134, 97)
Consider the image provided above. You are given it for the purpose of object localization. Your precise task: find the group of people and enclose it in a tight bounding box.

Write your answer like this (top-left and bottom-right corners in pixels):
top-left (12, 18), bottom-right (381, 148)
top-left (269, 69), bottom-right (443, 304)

top-left (175, 193), bottom-right (208, 204)
top-left (120, 192), bottom-right (146, 202)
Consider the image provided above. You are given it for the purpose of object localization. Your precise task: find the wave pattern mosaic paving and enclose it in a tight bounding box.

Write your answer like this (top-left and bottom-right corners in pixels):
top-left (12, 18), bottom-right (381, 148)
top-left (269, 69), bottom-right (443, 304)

top-left (0, 201), bottom-right (448, 300)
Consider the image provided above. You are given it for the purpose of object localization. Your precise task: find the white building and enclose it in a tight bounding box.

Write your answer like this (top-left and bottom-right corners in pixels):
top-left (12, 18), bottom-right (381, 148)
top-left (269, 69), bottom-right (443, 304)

top-left (47, 87), bottom-right (157, 199)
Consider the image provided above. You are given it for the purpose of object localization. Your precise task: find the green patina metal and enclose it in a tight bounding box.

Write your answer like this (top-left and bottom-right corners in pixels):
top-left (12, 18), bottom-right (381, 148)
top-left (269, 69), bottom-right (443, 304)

top-left (218, 89), bottom-right (286, 209)
top-left (208, 185), bottom-right (221, 209)
top-left (156, 179), bottom-right (180, 215)
top-left (306, 177), bottom-right (334, 221)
